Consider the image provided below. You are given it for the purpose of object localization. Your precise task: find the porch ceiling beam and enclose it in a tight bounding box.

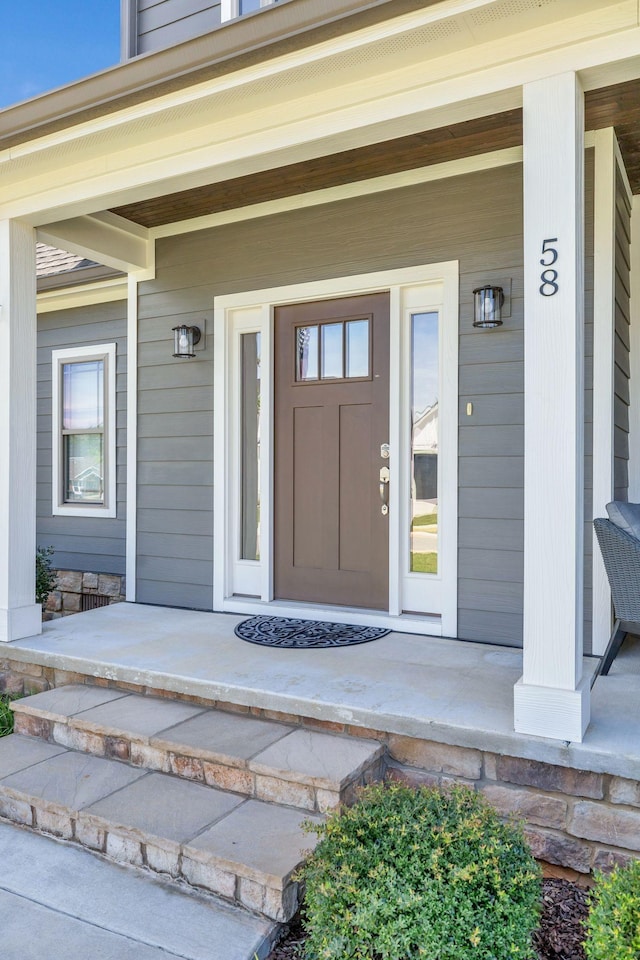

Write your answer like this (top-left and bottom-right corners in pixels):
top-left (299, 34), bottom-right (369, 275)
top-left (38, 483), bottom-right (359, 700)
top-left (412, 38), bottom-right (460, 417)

top-left (36, 213), bottom-right (154, 279)
top-left (515, 71), bottom-right (590, 743)
top-left (1, 9), bottom-right (639, 226)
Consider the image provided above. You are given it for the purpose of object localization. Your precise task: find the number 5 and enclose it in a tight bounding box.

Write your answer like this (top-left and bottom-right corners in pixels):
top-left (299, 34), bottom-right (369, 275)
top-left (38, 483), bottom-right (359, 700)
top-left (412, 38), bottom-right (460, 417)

top-left (540, 238), bottom-right (558, 266)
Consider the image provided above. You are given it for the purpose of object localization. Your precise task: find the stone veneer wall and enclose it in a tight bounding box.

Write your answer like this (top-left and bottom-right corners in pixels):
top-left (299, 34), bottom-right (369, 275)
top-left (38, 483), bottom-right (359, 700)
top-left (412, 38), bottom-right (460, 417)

top-left (0, 661), bottom-right (638, 875)
top-left (44, 570), bottom-right (126, 620)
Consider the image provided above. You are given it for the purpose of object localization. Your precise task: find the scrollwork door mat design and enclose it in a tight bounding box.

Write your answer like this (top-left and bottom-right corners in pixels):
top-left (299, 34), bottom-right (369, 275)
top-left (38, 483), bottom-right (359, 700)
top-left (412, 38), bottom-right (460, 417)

top-left (234, 616), bottom-right (390, 648)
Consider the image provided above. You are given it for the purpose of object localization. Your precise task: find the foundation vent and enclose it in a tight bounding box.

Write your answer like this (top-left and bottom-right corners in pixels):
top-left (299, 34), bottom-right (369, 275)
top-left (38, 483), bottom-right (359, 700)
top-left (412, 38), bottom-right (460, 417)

top-left (81, 594), bottom-right (111, 612)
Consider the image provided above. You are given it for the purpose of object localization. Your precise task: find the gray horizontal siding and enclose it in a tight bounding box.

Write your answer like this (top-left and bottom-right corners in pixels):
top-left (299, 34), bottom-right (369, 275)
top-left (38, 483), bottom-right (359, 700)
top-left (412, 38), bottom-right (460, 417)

top-left (458, 488), bottom-right (523, 520)
top-left (459, 458), bottom-right (524, 489)
top-left (458, 579), bottom-right (523, 616)
top-left (457, 610), bottom-right (523, 646)
top-left (459, 519), bottom-right (523, 553)
top-left (135, 0), bottom-right (221, 54)
top-left (140, 164), bottom-right (528, 627)
top-left (459, 548), bottom-right (523, 583)
top-left (36, 301), bottom-right (127, 577)
top-left (613, 167), bottom-right (631, 502)
top-left (136, 580), bottom-right (212, 609)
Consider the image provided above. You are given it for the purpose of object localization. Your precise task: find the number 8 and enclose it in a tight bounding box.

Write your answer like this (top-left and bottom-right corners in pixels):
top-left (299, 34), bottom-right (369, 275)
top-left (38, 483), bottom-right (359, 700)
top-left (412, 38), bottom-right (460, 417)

top-left (540, 270), bottom-right (558, 296)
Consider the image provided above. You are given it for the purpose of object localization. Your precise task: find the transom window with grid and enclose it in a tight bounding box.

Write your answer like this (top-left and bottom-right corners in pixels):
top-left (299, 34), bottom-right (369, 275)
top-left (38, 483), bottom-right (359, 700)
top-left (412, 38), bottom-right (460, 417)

top-left (295, 316), bottom-right (371, 383)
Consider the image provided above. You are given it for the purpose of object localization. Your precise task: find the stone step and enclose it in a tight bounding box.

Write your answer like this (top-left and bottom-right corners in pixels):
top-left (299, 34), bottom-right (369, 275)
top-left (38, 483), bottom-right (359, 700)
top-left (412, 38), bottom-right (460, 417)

top-left (0, 733), bottom-right (323, 921)
top-left (0, 821), bottom-right (276, 960)
top-left (12, 684), bottom-right (383, 812)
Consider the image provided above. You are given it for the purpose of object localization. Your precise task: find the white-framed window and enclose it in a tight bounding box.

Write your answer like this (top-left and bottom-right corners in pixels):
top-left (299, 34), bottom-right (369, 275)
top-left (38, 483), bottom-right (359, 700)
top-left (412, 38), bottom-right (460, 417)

top-left (221, 0), bottom-right (276, 23)
top-left (51, 343), bottom-right (117, 518)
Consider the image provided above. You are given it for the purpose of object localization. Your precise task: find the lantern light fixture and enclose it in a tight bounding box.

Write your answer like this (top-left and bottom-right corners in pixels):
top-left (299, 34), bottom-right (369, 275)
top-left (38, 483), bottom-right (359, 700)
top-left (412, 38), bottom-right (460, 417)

top-left (172, 324), bottom-right (202, 358)
top-left (472, 285), bottom-right (505, 329)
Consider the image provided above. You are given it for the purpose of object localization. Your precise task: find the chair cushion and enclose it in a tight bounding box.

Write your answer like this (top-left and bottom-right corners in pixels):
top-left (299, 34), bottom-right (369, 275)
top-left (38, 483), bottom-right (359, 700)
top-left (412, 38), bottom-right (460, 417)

top-left (606, 501), bottom-right (640, 540)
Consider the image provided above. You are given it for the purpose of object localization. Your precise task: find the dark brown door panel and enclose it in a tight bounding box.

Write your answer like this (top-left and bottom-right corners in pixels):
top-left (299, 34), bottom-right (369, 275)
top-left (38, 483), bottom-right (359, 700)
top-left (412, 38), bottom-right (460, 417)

top-left (274, 292), bottom-right (389, 609)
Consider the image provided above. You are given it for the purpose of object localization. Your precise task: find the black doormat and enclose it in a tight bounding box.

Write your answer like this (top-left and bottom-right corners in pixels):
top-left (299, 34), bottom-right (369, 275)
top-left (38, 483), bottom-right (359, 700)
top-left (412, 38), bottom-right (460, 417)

top-left (234, 615), bottom-right (390, 648)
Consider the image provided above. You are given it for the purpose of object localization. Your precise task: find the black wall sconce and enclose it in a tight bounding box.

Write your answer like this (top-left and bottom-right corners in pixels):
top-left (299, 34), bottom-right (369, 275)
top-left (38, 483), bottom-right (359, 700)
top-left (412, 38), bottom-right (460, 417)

top-left (172, 324), bottom-right (202, 358)
top-left (472, 285), bottom-right (504, 329)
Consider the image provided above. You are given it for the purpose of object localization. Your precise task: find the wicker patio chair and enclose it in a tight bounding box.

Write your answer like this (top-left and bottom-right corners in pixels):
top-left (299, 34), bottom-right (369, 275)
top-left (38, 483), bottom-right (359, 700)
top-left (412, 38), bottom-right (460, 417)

top-left (594, 517), bottom-right (640, 675)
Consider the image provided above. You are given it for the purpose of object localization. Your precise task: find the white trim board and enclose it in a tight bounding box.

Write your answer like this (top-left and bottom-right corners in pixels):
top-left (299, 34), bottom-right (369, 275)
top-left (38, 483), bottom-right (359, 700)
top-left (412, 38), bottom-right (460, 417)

top-left (37, 278), bottom-right (128, 314)
top-left (591, 128), bottom-right (617, 657)
top-left (213, 262), bottom-right (459, 638)
top-left (126, 276), bottom-right (138, 602)
top-left (220, 0), bottom-right (275, 23)
top-left (591, 130), bottom-right (633, 655)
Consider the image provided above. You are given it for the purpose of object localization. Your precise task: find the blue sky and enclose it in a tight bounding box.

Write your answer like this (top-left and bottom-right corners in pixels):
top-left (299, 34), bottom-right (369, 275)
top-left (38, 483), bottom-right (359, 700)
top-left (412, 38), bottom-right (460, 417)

top-left (0, 2), bottom-right (121, 110)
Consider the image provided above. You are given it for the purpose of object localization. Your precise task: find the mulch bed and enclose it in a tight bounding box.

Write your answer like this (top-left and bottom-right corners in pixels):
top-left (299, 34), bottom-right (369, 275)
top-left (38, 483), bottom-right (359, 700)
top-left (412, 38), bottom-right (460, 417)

top-left (267, 878), bottom-right (590, 960)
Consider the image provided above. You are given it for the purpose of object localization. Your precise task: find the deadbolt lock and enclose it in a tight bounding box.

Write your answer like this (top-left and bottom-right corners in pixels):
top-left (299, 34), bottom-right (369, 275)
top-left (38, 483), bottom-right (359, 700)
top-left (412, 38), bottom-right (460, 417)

top-left (380, 443), bottom-right (390, 459)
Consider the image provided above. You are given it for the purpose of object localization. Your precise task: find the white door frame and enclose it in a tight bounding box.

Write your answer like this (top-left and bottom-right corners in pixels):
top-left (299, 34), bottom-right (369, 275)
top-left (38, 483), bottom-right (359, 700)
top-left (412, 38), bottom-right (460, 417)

top-left (213, 262), bottom-right (459, 637)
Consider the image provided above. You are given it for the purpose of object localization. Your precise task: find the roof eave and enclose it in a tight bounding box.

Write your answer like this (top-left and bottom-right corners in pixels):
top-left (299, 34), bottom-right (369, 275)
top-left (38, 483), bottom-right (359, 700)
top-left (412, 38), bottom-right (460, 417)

top-left (0, 0), bottom-right (431, 152)
top-left (36, 265), bottom-right (124, 291)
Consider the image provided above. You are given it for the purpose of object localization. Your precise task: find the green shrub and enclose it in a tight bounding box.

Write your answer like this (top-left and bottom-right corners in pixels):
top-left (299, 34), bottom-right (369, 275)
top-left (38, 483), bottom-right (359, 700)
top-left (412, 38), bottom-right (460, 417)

top-left (35, 546), bottom-right (56, 607)
top-left (584, 860), bottom-right (640, 960)
top-left (301, 783), bottom-right (541, 960)
top-left (0, 695), bottom-right (18, 737)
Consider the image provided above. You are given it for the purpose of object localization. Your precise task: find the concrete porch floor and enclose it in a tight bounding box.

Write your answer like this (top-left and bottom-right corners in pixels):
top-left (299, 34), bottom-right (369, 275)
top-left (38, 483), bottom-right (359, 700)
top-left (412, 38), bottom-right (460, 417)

top-left (6, 603), bottom-right (640, 781)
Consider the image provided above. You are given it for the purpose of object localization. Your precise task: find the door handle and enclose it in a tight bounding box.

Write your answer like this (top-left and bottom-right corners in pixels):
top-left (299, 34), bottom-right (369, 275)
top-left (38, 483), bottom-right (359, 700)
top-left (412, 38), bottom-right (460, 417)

top-left (379, 466), bottom-right (390, 515)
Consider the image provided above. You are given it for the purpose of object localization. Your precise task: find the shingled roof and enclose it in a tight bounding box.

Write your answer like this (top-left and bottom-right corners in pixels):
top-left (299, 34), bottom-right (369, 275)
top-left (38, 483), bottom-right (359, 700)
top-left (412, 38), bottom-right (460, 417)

top-left (35, 243), bottom-right (123, 291)
top-left (36, 243), bottom-right (97, 277)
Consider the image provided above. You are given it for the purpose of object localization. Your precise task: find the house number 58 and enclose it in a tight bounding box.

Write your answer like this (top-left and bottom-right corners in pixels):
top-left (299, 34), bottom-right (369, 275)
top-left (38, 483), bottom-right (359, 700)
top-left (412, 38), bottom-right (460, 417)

top-left (539, 238), bottom-right (559, 296)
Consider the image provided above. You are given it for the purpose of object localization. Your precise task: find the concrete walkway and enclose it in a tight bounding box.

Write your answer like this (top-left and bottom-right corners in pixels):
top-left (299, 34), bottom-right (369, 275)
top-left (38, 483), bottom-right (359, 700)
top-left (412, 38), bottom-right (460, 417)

top-left (0, 822), bottom-right (273, 960)
top-left (7, 602), bottom-right (640, 778)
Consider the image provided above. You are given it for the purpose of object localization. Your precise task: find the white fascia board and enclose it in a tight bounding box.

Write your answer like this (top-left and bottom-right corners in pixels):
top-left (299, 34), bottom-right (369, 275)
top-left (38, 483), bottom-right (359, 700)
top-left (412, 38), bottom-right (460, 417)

top-left (37, 213), bottom-right (154, 278)
top-left (37, 277), bottom-right (128, 314)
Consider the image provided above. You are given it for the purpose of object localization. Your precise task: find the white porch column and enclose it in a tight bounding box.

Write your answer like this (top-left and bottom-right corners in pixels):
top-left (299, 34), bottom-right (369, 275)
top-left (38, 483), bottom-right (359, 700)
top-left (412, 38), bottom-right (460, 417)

top-left (0, 220), bottom-right (42, 642)
top-left (591, 128), bottom-right (616, 656)
top-left (125, 274), bottom-right (138, 602)
top-left (514, 72), bottom-right (590, 742)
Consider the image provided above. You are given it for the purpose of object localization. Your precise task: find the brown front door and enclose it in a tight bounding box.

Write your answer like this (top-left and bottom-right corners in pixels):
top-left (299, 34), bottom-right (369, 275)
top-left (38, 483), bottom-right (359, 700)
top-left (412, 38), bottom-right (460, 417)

top-left (274, 293), bottom-right (390, 609)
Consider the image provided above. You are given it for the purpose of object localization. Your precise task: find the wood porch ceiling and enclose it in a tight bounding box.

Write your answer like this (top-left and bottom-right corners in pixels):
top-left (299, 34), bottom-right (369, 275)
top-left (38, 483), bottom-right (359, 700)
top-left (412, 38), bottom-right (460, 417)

top-left (111, 78), bottom-right (640, 228)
